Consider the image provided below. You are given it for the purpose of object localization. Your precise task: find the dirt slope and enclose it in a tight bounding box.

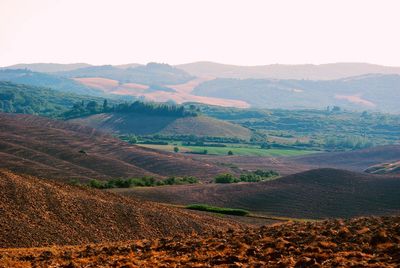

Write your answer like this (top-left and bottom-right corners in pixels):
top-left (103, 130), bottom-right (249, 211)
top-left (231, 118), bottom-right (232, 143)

top-left (291, 145), bottom-right (400, 173)
top-left (69, 113), bottom-right (252, 139)
top-left (115, 168), bottom-right (400, 219)
top-left (0, 113), bottom-right (226, 181)
top-left (0, 169), bottom-right (242, 248)
top-left (1, 216), bottom-right (399, 267)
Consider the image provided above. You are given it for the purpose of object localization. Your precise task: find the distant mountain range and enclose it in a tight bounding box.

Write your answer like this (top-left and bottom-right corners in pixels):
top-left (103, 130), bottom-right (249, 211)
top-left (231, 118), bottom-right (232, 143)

top-left (4, 61), bottom-right (400, 80)
top-left (192, 74), bottom-right (400, 112)
top-left (177, 61), bottom-right (400, 80)
top-left (1, 62), bottom-right (400, 113)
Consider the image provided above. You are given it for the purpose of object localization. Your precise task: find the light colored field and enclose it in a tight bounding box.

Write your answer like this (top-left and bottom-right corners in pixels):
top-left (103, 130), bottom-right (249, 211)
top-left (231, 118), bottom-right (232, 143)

top-left (75, 76), bottom-right (249, 108)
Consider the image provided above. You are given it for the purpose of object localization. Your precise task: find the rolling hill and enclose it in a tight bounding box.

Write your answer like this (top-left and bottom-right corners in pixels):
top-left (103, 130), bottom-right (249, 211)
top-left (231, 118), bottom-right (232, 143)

top-left (69, 113), bottom-right (252, 139)
top-left (1, 63), bottom-right (92, 73)
top-left (192, 74), bottom-right (400, 112)
top-left (291, 145), bottom-right (400, 173)
top-left (0, 81), bottom-right (112, 117)
top-left (0, 69), bottom-right (100, 95)
top-left (0, 113), bottom-right (227, 181)
top-left (74, 76), bottom-right (249, 108)
top-left (115, 168), bottom-right (400, 219)
top-left (177, 61), bottom-right (400, 80)
top-left (0, 169), bottom-right (241, 248)
top-left (58, 63), bottom-right (194, 85)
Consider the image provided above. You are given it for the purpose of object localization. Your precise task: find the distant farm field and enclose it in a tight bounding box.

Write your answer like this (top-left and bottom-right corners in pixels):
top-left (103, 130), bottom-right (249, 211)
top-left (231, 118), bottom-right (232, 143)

top-left (138, 143), bottom-right (316, 157)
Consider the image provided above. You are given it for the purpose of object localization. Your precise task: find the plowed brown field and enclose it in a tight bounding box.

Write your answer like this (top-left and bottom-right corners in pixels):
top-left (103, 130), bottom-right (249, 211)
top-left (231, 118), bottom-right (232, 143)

top-left (0, 113), bottom-right (227, 181)
top-left (0, 169), bottom-right (242, 248)
top-left (1, 216), bottom-right (399, 267)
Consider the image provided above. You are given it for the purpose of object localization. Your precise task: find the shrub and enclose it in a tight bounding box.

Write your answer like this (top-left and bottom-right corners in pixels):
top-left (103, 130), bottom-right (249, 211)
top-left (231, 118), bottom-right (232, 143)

top-left (186, 204), bottom-right (249, 216)
top-left (214, 173), bottom-right (236, 183)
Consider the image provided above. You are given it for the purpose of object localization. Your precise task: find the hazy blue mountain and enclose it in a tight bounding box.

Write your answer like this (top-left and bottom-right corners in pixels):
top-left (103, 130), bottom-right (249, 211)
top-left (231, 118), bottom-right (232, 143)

top-left (1, 63), bottom-right (92, 73)
top-left (192, 74), bottom-right (400, 113)
top-left (177, 61), bottom-right (400, 80)
top-left (0, 69), bottom-right (101, 95)
top-left (58, 62), bottom-right (194, 85)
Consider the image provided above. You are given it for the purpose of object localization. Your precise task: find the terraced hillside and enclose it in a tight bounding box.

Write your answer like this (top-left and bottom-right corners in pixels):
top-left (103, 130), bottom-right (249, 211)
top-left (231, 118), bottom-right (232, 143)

top-left (69, 113), bottom-right (252, 139)
top-left (0, 113), bottom-right (226, 181)
top-left (2, 216), bottom-right (399, 267)
top-left (0, 169), bottom-right (242, 248)
top-left (115, 168), bottom-right (400, 219)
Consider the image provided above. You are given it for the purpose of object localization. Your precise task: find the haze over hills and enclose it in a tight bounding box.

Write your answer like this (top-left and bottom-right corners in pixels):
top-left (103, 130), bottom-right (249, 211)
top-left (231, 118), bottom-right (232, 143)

top-left (0, 113), bottom-right (227, 181)
top-left (177, 61), bottom-right (400, 80)
top-left (192, 74), bottom-right (400, 112)
top-left (0, 63), bottom-right (92, 73)
top-left (5, 61), bottom-right (400, 80)
top-left (57, 63), bottom-right (194, 85)
top-left (2, 62), bottom-right (400, 112)
top-left (0, 69), bottom-right (101, 96)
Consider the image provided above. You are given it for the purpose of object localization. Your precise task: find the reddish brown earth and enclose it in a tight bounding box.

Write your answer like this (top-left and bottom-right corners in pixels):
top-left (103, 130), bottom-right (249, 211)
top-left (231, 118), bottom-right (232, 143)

top-left (1, 216), bottom-right (399, 267)
top-left (114, 168), bottom-right (400, 219)
top-left (0, 169), bottom-right (243, 249)
top-left (0, 113), bottom-right (227, 182)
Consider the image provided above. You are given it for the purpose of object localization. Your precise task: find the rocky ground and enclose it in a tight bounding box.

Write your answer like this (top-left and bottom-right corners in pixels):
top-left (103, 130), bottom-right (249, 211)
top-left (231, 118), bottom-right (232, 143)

top-left (1, 216), bottom-right (399, 267)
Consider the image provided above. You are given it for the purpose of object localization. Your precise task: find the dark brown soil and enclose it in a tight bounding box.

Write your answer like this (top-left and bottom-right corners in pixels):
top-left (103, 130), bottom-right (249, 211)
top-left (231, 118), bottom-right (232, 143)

top-left (1, 216), bottom-right (399, 267)
top-left (0, 169), bottom-right (242, 248)
top-left (114, 168), bottom-right (400, 219)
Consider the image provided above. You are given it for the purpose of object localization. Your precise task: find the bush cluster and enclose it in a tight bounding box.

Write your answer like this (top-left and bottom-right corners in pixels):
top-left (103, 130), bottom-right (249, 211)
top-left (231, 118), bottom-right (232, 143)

top-left (214, 169), bottom-right (279, 184)
top-left (87, 176), bottom-right (199, 189)
top-left (186, 204), bottom-right (249, 216)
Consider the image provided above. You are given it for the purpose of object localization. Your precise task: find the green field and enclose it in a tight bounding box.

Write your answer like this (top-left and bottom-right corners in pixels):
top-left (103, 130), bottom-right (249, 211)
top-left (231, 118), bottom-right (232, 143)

top-left (139, 143), bottom-right (316, 157)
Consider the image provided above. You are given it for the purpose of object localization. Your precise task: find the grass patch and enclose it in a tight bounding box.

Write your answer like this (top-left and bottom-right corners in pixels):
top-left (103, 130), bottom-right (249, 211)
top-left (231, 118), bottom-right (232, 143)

top-left (186, 204), bottom-right (249, 216)
top-left (139, 143), bottom-right (316, 156)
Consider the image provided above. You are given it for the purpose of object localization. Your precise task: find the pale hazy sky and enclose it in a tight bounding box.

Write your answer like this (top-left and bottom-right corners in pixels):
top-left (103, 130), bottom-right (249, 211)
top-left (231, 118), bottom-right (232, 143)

top-left (1, 0), bottom-right (400, 66)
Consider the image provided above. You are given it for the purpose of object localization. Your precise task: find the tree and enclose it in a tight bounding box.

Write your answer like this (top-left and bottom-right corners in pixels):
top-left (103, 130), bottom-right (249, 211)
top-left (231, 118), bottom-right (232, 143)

top-left (214, 173), bottom-right (236, 183)
top-left (227, 150), bottom-right (233, 155)
top-left (86, 101), bottom-right (98, 113)
top-left (128, 135), bottom-right (138, 144)
top-left (103, 99), bottom-right (109, 111)
top-left (173, 146), bottom-right (179, 153)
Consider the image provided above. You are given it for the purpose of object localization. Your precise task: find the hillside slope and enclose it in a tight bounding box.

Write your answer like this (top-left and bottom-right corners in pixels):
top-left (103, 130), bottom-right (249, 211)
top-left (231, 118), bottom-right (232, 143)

top-left (58, 63), bottom-right (194, 85)
top-left (0, 113), bottom-right (226, 181)
top-left (0, 69), bottom-right (100, 95)
top-left (0, 169), bottom-right (241, 248)
top-left (115, 168), bottom-right (400, 219)
top-left (292, 145), bottom-right (400, 173)
top-left (69, 113), bottom-right (252, 139)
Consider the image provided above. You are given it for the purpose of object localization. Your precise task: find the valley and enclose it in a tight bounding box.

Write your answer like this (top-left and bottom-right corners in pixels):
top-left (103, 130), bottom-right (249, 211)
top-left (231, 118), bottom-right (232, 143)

top-left (0, 61), bottom-right (399, 267)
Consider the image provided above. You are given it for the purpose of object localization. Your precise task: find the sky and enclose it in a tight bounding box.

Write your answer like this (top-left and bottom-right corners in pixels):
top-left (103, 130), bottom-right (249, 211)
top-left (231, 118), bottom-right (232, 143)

top-left (1, 0), bottom-right (400, 67)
